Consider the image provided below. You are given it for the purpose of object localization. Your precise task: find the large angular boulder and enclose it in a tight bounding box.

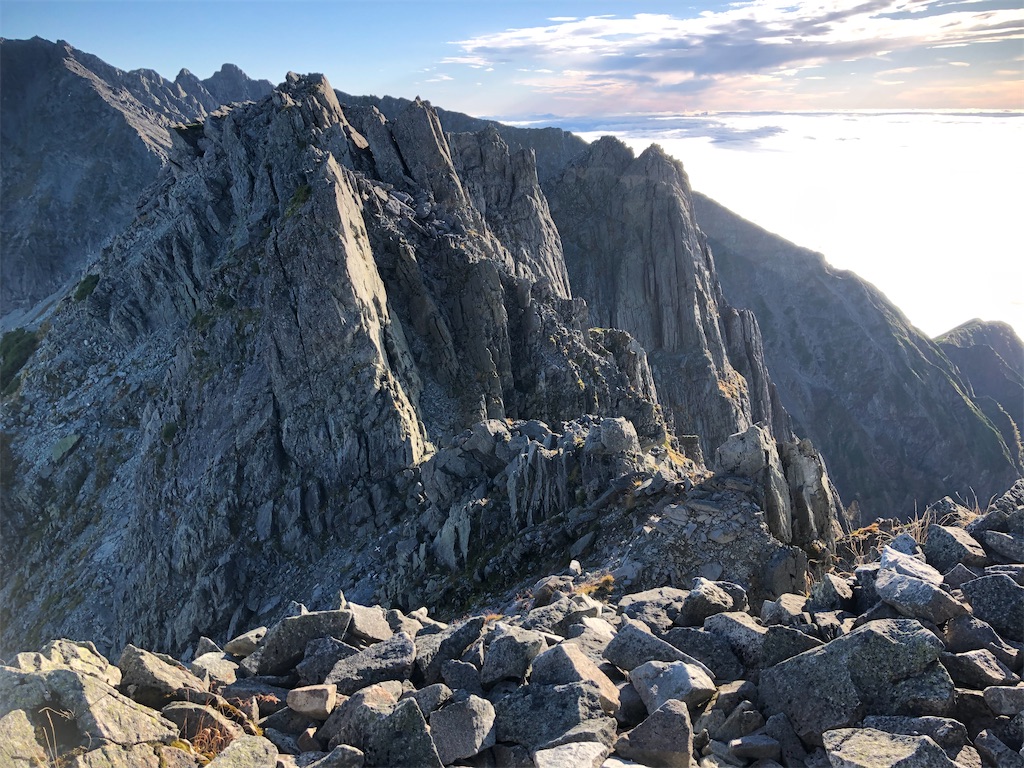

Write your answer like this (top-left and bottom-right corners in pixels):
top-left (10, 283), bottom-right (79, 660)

top-left (759, 619), bottom-right (953, 745)
top-left (629, 660), bottom-right (715, 713)
top-left (874, 569), bottom-right (968, 625)
top-left (923, 525), bottom-right (988, 573)
top-left (258, 610), bottom-right (353, 675)
top-left (428, 694), bottom-right (496, 765)
top-left (324, 631), bottom-right (415, 695)
top-left (822, 727), bottom-right (957, 767)
top-left (961, 574), bottom-right (1024, 642)
top-left (614, 699), bottom-right (693, 767)
top-left (117, 645), bottom-right (210, 708)
top-left (493, 681), bottom-right (613, 751)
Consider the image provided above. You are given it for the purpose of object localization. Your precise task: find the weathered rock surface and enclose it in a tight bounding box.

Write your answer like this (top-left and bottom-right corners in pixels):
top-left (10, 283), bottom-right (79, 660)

top-left (693, 191), bottom-right (1022, 522)
top-left (0, 37), bottom-right (272, 318)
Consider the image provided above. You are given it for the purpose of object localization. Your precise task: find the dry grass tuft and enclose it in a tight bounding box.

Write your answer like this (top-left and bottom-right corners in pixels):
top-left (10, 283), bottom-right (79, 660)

top-left (574, 573), bottom-right (615, 596)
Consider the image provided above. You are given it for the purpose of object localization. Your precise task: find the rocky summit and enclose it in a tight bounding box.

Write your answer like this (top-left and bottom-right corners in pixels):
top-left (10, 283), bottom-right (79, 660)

top-left (1, 38), bottom-right (1023, 768)
top-left (3, 483), bottom-right (1023, 767)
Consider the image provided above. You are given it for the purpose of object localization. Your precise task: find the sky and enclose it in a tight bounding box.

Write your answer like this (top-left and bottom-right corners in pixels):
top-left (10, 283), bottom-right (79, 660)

top-left (2, 0), bottom-right (1022, 337)
top-left (2, 0), bottom-right (1021, 115)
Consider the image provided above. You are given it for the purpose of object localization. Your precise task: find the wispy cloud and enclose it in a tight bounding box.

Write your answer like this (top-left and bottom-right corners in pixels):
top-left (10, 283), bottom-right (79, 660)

top-left (445, 0), bottom-right (1023, 110)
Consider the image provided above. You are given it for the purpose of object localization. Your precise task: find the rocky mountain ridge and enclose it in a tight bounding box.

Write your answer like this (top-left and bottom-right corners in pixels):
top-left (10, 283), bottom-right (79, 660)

top-left (692, 192), bottom-right (1023, 520)
top-left (0, 72), bottom-right (836, 660)
top-left (0, 36), bottom-right (273, 319)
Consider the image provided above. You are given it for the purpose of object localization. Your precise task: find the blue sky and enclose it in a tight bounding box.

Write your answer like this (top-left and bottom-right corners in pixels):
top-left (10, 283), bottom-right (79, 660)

top-left (2, 0), bottom-right (1021, 117)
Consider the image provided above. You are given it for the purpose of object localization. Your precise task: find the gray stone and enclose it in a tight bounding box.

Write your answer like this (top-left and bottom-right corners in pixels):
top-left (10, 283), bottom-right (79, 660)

top-left (296, 637), bottom-right (361, 687)
top-left (10, 639), bottom-right (122, 687)
top-left (962, 574), bottom-right (1024, 642)
top-left (923, 525), bottom-right (988, 573)
top-left (0, 709), bottom-right (47, 767)
top-left (563, 617), bottom-right (617, 664)
top-left (942, 563), bottom-right (982, 591)
top-left (983, 685), bottom-right (1024, 715)
top-left (615, 682), bottom-right (648, 727)
top-left (941, 650), bottom-right (1018, 689)
top-left (259, 611), bottom-right (353, 676)
top-left (944, 614), bottom-right (1022, 671)
top-left (809, 573), bottom-right (854, 612)
top-left (760, 593), bottom-right (808, 627)
top-left (402, 683), bottom-right (452, 717)
top-left (305, 745), bottom-right (365, 768)
top-left (428, 694), bottom-right (496, 765)
top-left (619, 587), bottom-right (689, 632)
top-left (287, 684), bottom-right (338, 720)
top-left (759, 619), bottom-right (953, 745)
top-left (493, 681), bottom-right (612, 751)
top-left (879, 546), bottom-right (943, 585)
top-left (614, 699), bottom-right (693, 767)
top-left (441, 658), bottom-right (483, 696)
top-left (416, 617), bottom-right (485, 685)
top-left (530, 644), bottom-right (619, 713)
top-left (362, 698), bottom-right (442, 768)
top-left (190, 652), bottom-right (239, 687)
top-left (316, 682), bottom-right (397, 751)
top-left (822, 727), bottom-right (957, 767)
top-left (344, 603), bottom-right (393, 646)
top-left (860, 716), bottom-right (969, 758)
top-left (703, 612), bottom-right (768, 668)
top-left (729, 734), bottom-right (780, 761)
top-left (978, 530), bottom-right (1024, 563)
top-left (324, 631), bottom-right (415, 695)
top-left (223, 627), bottom-right (266, 658)
top-left (629, 660), bottom-right (716, 713)
top-left (661, 627), bottom-right (744, 681)
top-left (679, 579), bottom-right (735, 627)
top-left (161, 700), bottom-right (244, 743)
top-left (761, 625), bottom-right (824, 667)
top-left (874, 569), bottom-right (968, 625)
top-left (604, 620), bottom-right (713, 676)
top-left (117, 645), bottom-right (210, 709)
top-left (764, 712), bottom-right (807, 765)
top-left (973, 729), bottom-right (1024, 768)
top-left (207, 735), bottom-right (278, 767)
top-left (533, 741), bottom-right (610, 767)
top-left (480, 624), bottom-right (547, 686)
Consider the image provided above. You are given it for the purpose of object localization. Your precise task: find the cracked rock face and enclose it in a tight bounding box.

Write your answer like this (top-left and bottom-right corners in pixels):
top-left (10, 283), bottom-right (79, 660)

top-left (0, 37), bottom-right (272, 318)
top-left (0, 73), bottom-right (674, 656)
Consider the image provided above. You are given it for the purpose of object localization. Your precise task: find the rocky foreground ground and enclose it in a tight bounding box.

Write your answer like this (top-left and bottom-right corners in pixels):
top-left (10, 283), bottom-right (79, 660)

top-left (2, 482), bottom-right (1023, 768)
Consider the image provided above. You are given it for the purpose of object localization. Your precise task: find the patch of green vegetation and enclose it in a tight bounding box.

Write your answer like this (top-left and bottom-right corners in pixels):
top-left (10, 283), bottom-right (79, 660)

top-left (73, 273), bottom-right (100, 302)
top-left (1, 327), bottom-right (41, 395)
top-left (161, 421), bottom-right (178, 444)
top-left (191, 310), bottom-right (214, 334)
top-left (215, 292), bottom-right (236, 311)
top-left (0, 432), bottom-right (18, 492)
top-left (284, 183), bottom-right (312, 219)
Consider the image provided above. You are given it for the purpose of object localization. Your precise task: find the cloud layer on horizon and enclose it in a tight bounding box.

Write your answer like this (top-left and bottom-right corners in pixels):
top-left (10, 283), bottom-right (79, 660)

top-left (443, 0), bottom-right (1023, 112)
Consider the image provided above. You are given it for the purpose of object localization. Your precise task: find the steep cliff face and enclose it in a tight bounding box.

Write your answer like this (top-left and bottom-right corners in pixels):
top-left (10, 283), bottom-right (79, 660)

top-left (546, 138), bottom-right (791, 461)
top-left (0, 74), bottom-right (674, 655)
top-left (937, 319), bottom-right (1024, 469)
top-left (694, 192), bottom-right (1021, 520)
top-left (0, 37), bottom-right (272, 318)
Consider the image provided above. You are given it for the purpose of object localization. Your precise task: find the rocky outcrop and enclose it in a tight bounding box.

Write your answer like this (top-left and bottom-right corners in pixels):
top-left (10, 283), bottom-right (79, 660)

top-left (0, 37), bottom-right (272, 319)
top-left (937, 319), bottom-right (1024, 470)
top-left (546, 138), bottom-right (792, 461)
top-left (0, 72), bottom-right (705, 657)
top-left (693, 191), bottom-right (1022, 521)
top-left (3, 483), bottom-right (1020, 767)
